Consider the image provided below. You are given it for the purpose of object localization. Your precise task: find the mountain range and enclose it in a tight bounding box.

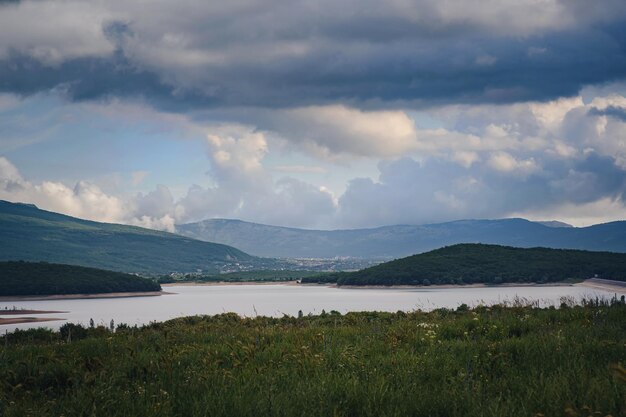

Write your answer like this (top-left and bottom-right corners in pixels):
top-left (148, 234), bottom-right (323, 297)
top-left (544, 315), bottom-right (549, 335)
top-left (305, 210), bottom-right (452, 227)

top-left (0, 200), bottom-right (253, 274)
top-left (4, 199), bottom-right (626, 272)
top-left (176, 217), bottom-right (626, 258)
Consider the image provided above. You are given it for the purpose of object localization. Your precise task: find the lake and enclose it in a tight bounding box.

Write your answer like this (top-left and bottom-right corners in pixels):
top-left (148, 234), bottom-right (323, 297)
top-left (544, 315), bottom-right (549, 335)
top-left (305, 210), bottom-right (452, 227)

top-left (0, 283), bottom-right (619, 333)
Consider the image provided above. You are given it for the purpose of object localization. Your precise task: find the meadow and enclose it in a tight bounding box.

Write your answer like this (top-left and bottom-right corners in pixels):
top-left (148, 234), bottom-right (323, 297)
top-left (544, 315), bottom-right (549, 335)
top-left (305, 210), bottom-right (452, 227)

top-left (1, 299), bottom-right (625, 417)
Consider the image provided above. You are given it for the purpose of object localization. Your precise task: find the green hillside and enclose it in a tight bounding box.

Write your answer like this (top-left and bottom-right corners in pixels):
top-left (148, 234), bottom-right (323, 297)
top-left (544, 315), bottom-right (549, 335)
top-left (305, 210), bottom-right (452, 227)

top-left (0, 261), bottom-right (161, 296)
top-left (302, 244), bottom-right (626, 286)
top-left (0, 200), bottom-right (254, 274)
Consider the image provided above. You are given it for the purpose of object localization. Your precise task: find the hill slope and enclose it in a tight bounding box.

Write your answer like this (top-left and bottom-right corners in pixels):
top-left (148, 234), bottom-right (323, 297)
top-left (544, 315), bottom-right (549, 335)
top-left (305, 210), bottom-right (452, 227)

top-left (0, 261), bottom-right (162, 296)
top-left (176, 218), bottom-right (626, 258)
top-left (0, 200), bottom-right (254, 274)
top-left (302, 244), bottom-right (626, 286)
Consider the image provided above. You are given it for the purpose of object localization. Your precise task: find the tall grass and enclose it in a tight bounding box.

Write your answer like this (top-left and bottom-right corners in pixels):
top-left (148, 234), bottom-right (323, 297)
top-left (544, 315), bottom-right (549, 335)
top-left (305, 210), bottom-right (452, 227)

top-left (1, 300), bottom-right (625, 416)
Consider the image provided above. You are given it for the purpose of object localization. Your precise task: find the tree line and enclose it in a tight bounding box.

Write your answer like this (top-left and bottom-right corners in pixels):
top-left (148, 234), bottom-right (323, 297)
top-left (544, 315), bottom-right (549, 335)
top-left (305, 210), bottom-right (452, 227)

top-left (0, 261), bottom-right (161, 296)
top-left (301, 244), bottom-right (626, 286)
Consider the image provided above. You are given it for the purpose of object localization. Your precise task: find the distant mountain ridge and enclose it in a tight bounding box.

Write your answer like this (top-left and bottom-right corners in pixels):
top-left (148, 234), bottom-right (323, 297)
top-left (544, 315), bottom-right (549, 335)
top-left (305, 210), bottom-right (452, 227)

top-left (176, 217), bottom-right (626, 258)
top-left (0, 200), bottom-right (254, 274)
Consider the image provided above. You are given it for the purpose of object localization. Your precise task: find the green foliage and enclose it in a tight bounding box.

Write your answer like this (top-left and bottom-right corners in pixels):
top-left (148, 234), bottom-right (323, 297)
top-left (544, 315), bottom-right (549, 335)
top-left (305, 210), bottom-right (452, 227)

top-left (0, 200), bottom-right (253, 274)
top-left (301, 273), bottom-right (342, 284)
top-left (304, 244), bottom-right (626, 286)
top-left (0, 261), bottom-right (161, 296)
top-left (0, 302), bottom-right (625, 416)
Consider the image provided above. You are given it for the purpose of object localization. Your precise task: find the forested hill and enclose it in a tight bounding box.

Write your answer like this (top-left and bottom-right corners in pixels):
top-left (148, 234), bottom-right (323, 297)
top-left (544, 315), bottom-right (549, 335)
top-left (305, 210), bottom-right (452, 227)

top-left (0, 200), bottom-right (254, 274)
top-left (302, 244), bottom-right (626, 286)
top-left (0, 261), bottom-right (162, 296)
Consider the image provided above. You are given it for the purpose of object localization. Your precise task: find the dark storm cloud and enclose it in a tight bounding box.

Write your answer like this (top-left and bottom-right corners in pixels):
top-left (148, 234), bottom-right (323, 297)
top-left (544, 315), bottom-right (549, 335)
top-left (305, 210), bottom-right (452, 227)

top-left (0, 0), bottom-right (625, 109)
top-left (0, 52), bottom-right (219, 110)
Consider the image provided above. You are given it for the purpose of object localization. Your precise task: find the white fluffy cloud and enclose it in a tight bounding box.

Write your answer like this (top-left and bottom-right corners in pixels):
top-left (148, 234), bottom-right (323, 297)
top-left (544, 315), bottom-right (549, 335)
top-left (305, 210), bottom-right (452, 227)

top-left (2, 91), bottom-right (626, 230)
top-left (0, 157), bottom-right (126, 223)
top-left (0, 156), bottom-right (178, 231)
top-left (278, 105), bottom-right (418, 158)
top-left (487, 152), bottom-right (538, 175)
top-left (176, 126), bottom-right (337, 227)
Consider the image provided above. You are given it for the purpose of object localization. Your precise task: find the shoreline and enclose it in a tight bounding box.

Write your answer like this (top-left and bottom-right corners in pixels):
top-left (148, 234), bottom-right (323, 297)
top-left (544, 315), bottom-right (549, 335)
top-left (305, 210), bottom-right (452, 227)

top-left (1, 279), bottom-right (622, 304)
top-left (576, 278), bottom-right (626, 294)
top-left (0, 290), bottom-right (171, 302)
top-left (0, 309), bottom-right (68, 315)
top-left (335, 282), bottom-right (578, 290)
top-left (163, 281), bottom-right (299, 287)
top-left (165, 279), bottom-right (626, 294)
top-left (0, 317), bottom-right (65, 325)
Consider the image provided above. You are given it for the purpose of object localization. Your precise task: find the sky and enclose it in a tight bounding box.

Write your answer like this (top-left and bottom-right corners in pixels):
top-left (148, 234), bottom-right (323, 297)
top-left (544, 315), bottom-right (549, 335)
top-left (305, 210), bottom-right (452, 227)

top-left (1, 0), bottom-right (626, 231)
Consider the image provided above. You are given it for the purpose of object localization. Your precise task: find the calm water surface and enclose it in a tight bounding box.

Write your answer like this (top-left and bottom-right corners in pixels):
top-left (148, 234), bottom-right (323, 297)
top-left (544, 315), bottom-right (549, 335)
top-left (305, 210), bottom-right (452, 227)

top-left (0, 284), bottom-right (617, 333)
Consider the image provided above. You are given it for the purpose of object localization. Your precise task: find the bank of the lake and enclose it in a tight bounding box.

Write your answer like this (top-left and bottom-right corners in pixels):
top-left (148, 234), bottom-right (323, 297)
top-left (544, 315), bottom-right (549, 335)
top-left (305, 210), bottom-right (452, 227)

top-left (0, 283), bottom-right (619, 333)
top-left (0, 317), bottom-right (65, 325)
top-left (337, 279), bottom-right (626, 293)
top-left (0, 309), bottom-right (67, 315)
top-left (0, 290), bottom-right (168, 302)
top-left (162, 281), bottom-right (300, 286)
top-left (579, 278), bottom-right (626, 293)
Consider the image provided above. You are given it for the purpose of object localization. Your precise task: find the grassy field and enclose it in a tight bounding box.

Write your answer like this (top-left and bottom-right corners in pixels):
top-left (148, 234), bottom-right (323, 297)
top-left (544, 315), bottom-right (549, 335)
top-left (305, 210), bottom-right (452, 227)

top-left (1, 300), bottom-right (625, 417)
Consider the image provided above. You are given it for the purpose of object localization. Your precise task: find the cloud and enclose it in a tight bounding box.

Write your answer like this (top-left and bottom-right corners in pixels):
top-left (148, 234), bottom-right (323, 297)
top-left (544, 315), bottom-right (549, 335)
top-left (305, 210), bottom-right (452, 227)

top-left (173, 127), bottom-right (272, 222)
top-left (0, 156), bottom-right (126, 223)
top-left (510, 197), bottom-right (626, 227)
top-left (487, 152), bottom-right (538, 175)
top-left (131, 170), bottom-right (149, 186)
top-left (0, 1), bottom-right (117, 64)
top-left (0, 156), bottom-right (177, 231)
top-left (335, 151), bottom-right (626, 228)
top-left (206, 126), bottom-right (268, 184)
top-left (237, 177), bottom-right (336, 228)
top-left (589, 105), bottom-right (626, 122)
top-left (0, 155), bottom-right (21, 181)
top-left (272, 105), bottom-right (418, 158)
top-left (273, 165), bottom-right (327, 174)
top-left (0, 0), bottom-right (624, 109)
top-left (175, 127), bottom-right (337, 227)
top-left (3, 89), bottom-right (626, 230)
